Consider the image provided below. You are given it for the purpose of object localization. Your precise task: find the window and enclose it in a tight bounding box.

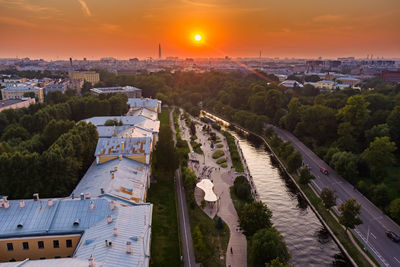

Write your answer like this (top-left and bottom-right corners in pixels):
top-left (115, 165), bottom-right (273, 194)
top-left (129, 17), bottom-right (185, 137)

top-left (38, 241), bottom-right (44, 249)
top-left (53, 240), bottom-right (59, 248)
top-left (22, 242), bottom-right (29, 250)
top-left (6, 243), bottom-right (13, 251)
top-left (66, 239), bottom-right (72, 248)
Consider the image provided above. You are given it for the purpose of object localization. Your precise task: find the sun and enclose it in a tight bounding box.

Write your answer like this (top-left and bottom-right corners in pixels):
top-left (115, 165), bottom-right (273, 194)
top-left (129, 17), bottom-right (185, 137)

top-left (194, 34), bottom-right (202, 41)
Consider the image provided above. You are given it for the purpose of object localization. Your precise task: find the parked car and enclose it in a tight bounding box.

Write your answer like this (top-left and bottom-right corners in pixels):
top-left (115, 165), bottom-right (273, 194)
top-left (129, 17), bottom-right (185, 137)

top-left (320, 167), bottom-right (328, 175)
top-left (385, 231), bottom-right (400, 242)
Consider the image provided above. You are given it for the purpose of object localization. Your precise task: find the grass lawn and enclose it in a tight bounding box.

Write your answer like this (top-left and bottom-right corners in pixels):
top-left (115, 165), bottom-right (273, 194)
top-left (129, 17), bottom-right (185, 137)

top-left (187, 199), bottom-right (230, 267)
top-left (148, 108), bottom-right (181, 267)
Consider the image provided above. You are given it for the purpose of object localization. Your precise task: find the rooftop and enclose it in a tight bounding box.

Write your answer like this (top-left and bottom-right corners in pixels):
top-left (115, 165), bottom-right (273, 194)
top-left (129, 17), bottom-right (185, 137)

top-left (0, 198), bottom-right (115, 239)
top-left (196, 179), bottom-right (218, 202)
top-left (96, 125), bottom-right (153, 139)
top-left (0, 99), bottom-right (27, 107)
top-left (90, 86), bottom-right (142, 94)
top-left (84, 116), bottom-right (160, 133)
top-left (2, 84), bottom-right (40, 91)
top-left (128, 108), bottom-right (158, 121)
top-left (127, 98), bottom-right (160, 110)
top-left (72, 158), bottom-right (149, 204)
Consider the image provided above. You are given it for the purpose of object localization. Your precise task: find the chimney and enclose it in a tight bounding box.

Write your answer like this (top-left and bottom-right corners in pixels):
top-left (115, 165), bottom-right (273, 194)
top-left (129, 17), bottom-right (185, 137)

top-left (4, 201), bottom-right (10, 209)
top-left (111, 172), bottom-right (115, 179)
top-left (114, 166), bottom-right (118, 171)
top-left (85, 193), bottom-right (91, 199)
top-left (89, 201), bottom-right (94, 211)
top-left (48, 199), bottom-right (53, 207)
top-left (126, 241), bottom-right (132, 254)
top-left (88, 254), bottom-right (95, 267)
top-left (19, 200), bottom-right (25, 208)
top-left (100, 188), bottom-right (104, 194)
top-left (107, 215), bottom-right (113, 224)
top-left (110, 200), bottom-right (116, 210)
top-left (113, 228), bottom-right (118, 236)
top-left (71, 193), bottom-right (75, 199)
top-left (80, 193), bottom-right (84, 200)
top-left (121, 141), bottom-right (125, 152)
top-left (33, 193), bottom-right (39, 201)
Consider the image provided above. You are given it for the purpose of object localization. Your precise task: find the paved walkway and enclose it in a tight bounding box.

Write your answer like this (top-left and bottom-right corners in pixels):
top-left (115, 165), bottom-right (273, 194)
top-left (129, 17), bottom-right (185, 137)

top-left (179, 111), bottom-right (247, 267)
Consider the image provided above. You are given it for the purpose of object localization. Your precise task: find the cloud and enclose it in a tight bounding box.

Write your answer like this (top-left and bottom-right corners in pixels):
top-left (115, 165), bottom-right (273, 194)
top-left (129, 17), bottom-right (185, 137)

top-left (312, 14), bottom-right (344, 23)
top-left (0, 0), bottom-right (60, 13)
top-left (77, 0), bottom-right (92, 16)
top-left (0, 16), bottom-right (37, 28)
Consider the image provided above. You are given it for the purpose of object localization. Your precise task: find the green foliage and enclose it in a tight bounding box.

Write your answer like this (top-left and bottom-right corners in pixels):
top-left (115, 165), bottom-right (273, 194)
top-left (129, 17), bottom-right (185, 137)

top-left (387, 105), bottom-right (400, 147)
top-left (1, 123), bottom-right (30, 142)
top-left (286, 151), bottom-right (302, 173)
top-left (239, 201), bottom-right (273, 236)
top-left (265, 257), bottom-right (290, 267)
top-left (222, 131), bottom-right (244, 172)
top-left (372, 184), bottom-right (390, 209)
top-left (362, 136), bottom-right (396, 179)
top-left (320, 188), bottom-right (337, 209)
top-left (216, 158), bottom-right (226, 164)
top-left (104, 119), bottom-right (123, 126)
top-left (330, 151), bottom-right (359, 183)
top-left (233, 175), bottom-right (252, 201)
top-left (212, 150), bottom-right (224, 159)
top-left (389, 198), bottom-right (400, 224)
top-left (220, 162), bottom-right (227, 168)
top-left (249, 228), bottom-right (290, 267)
top-left (153, 125), bottom-right (178, 176)
top-left (338, 198), bottom-right (362, 230)
top-left (299, 167), bottom-right (314, 185)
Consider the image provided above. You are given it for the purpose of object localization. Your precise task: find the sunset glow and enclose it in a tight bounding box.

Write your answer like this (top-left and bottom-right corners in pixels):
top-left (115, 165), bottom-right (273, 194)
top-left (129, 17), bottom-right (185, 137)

top-left (194, 34), bottom-right (202, 42)
top-left (0, 0), bottom-right (399, 59)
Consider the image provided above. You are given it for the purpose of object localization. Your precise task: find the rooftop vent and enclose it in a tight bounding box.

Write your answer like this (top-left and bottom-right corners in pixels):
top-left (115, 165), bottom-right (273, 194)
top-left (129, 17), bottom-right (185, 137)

top-left (107, 215), bottom-right (113, 224)
top-left (113, 228), bottom-right (118, 236)
top-left (4, 201), bottom-right (10, 209)
top-left (114, 166), bottom-right (118, 171)
top-left (80, 193), bottom-right (84, 200)
top-left (85, 193), bottom-right (91, 199)
top-left (17, 223), bottom-right (23, 228)
top-left (126, 241), bottom-right (132, 254)
top-left (88, 254), bottom-right (95, 267)
top-left (19, 200), bottom-right (25, 208)
top-left (89, 201), bottom-right (94, 211)
top-left (100, 188), bottom-right (105, 194)
top-left (111, 172), bottom-right (115, 179)
top-left (105, 240), bottom-right (112, 247)
top-left (73, 219), bottom-right (80, 226)
top-left (33, 193), bottom-right (39, 201)
top-left (48, 199), bottom-right (53, 207)
top-left (71, 193), bottom-right (75, 199)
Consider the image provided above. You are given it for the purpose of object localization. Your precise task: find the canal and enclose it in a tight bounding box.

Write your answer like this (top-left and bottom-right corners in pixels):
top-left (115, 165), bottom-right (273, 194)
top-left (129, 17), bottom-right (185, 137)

top-left (203, 111), bottom-right (350, 266)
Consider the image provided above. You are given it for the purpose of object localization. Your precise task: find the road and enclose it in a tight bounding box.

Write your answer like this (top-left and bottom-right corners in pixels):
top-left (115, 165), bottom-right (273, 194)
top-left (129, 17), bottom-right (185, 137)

top-left (169, 108), bottom-right (198, 267)
top-left (270, 125), bottom-right (400, 267)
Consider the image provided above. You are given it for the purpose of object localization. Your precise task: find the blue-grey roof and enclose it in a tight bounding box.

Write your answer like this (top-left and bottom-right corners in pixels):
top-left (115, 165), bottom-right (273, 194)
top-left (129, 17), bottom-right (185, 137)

top-left (96, 125), bottom-right (152, 138)
top-left (0, 198), bottom-right (115, 238)
top-left (127, 98), bottom-right (160, 110)
top-left (84, 116), bottom-right (160, 133)
top-left (95, 137), bottom-right (152, 157)
top-left (0, 258), bottom-right (89, 267)
top-left (72, 158), bottom-right (149, 204)
top-left (74, 204), bottom-right (152, 267)
top-left (3, 85), bottom-right (40, 91)
top-left (91, 86), bottom-right (141, 94)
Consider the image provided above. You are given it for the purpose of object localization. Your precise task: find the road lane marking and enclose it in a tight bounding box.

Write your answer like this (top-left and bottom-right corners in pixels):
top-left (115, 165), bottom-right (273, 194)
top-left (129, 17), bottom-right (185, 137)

top-left (370, 232), bottom-right (376, 239)
top-left (354, 229), bottom-right (389, 266)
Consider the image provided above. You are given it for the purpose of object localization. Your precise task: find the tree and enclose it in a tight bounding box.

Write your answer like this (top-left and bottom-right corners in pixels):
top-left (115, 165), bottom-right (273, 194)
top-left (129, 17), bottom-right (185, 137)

top-left (362, 136), bottom-right (396, 179)
top-left (338, 198), bottom-right (362, 230)
top-left (81, 81), bottom-right (93, 95)
top-left (365, 123), bottom-right (390, 144)
top-left (387, 105), bottom-right (400, 147)
top-left (280, 98), bottom-right (302, 131)
top-left (320, 188), bottom-right (336, 209)
top-left (389, 198), bottom-right (400, 224)
top-left (265, 258), bottom-right (290, 267)
top-left (234, 175), bottom-right (252, 201)
top-left (249, 228), bottom-right (290, 267)
top-left (286, 151), bottom-right (302, 173)
top-left (337, 95), bottom-right (370, 139)
top-left (1, 123), bottom-right (30, 142)
top-left (239, 201), bottom-right (273, 236)
top-left (372, 184), bottom-right (390, 209)
top-left (330, 151), bottom-right (359, 183)
top-left (299, 167), bottom-right (314, 185)
top-left (264, 89), bottom-right (284, 120)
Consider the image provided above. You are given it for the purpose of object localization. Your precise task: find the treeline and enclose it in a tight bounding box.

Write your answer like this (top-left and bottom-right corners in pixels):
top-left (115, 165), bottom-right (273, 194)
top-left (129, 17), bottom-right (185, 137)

top-left (86, 69), bottom-right (400, 224)
top-left (0, 69), bottom-right (67, 79)
top-left (0, 92), bottom-right (129, 199)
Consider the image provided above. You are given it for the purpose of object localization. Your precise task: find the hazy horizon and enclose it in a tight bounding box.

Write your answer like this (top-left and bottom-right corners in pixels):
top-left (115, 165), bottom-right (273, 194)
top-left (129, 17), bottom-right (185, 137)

top-left (0, 0), bottom-right (399, 60)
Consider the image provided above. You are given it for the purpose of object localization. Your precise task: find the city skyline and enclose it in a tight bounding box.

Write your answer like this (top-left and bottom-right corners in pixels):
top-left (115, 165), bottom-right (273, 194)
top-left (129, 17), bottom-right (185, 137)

top-left (0, 0), bottom-right (399, 60)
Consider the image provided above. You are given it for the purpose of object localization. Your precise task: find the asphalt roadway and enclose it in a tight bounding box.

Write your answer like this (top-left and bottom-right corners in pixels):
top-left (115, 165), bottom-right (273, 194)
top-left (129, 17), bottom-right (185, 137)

top-left (270, 125), bottom-right (400, 267)
top-left (169, 108), bottom-right (198, 267)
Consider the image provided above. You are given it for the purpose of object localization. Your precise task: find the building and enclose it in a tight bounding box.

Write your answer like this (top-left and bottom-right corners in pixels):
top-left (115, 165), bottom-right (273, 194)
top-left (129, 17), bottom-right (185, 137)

top-left (127, 98), bottom-right (162, 113)
top-left (0, 196), bottom-right (152, 267)
top-left (90, 86), bottom-right (142, 98)
top-left (44, 82), bottom-right (68, 94)
top-left (314, 80), bottom-right (335, 90)
top-left (68, 71), bottom-right (100, 85)
top-left (335, 76), bottom-right (360, 86)
top-left (0, 98), bottom-right (36, 112)
top-left (381, 70), bottom-right (400, 83)
top-left (1, 85), bottom-right (44, 103)
top-left (280, 80), bottom-right (304, 88)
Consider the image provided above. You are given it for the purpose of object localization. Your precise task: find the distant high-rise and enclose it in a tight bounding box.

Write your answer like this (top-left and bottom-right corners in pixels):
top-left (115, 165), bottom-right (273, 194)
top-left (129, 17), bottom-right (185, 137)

top-left (69, 57), bottom-right (72, 67)
top-left (158, 43), bottom-right (161, 59)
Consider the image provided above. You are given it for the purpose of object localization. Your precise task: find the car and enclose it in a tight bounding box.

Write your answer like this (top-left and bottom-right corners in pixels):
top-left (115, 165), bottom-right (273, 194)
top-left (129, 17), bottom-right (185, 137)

top-left (385, 231), bottom-right (400, 242)
top-left (320, 167), bottom-right (328, 175)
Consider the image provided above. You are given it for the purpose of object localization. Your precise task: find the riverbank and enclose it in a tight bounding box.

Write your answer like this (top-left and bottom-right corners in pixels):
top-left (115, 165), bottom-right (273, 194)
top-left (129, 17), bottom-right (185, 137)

top-left (202, 110), bottom-right (377, 267)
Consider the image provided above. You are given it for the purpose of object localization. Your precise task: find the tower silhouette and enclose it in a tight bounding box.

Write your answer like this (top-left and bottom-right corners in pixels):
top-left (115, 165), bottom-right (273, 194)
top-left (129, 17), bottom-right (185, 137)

top-left (158, 44), bottom-right (161, 59)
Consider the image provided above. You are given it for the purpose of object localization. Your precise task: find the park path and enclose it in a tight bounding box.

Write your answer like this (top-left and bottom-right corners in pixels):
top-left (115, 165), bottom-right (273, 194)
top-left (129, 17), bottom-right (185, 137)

top-left (179, 111), bottom-right (247, 267)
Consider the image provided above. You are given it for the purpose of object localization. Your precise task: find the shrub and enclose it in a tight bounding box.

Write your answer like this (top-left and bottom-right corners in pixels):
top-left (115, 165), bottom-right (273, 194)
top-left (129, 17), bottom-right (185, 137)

top-left (221, 163), bottom-right (227, 168)
top-left (216, 158), bottom-right (226, 164)
top-left (212, 150), bottom-right (224, 159)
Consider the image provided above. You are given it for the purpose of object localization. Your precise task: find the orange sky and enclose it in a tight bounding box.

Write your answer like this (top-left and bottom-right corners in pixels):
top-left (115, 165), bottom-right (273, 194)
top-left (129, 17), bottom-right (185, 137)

top-left (0, 0), bottom-right (399, 59)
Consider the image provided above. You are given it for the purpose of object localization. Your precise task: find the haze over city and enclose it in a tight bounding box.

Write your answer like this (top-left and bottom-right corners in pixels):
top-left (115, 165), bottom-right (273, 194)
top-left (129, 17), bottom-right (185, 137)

top-left (0, 0), bottom-right (400, 59)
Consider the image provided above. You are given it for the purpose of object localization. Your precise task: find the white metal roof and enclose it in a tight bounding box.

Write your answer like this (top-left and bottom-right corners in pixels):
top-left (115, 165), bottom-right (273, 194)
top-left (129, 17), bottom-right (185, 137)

top-left (196, 179), bottom-right (218, 202)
